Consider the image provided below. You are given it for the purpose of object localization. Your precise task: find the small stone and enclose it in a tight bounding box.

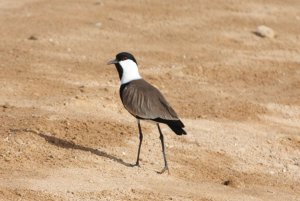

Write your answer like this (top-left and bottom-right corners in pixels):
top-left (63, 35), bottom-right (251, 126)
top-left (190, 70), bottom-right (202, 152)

top-left (282, 167), bottom-right (287, 173)
top-left (79, 85), bottom-right (85, 89)
top-left (15, 190), bottom-right (23, 196)
top-left (255, 25), bottom-right (275, 38)
top-left (287, 164), bottom-right (299, 172)
top-left (16, 139), bottom-right (24, 145)
top-left (4, 157), bottom-right (10, 162)
top-left (95, 22), bottom-right (102, 28)
top-left (222, 180), bottom-right (231, 186)
top-left (94, 1), bottom-right (103, 5)
top-left (222, 179), bottom-right (244, 188)
top-left (2, 103), bottom-right (9, 109)
top-left (28, 35), bottom-right (38, 40)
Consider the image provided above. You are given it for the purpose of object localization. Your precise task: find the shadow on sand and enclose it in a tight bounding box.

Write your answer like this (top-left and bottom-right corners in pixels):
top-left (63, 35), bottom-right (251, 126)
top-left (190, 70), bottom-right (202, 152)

top-left (37, 133), bottom-right (133, 167)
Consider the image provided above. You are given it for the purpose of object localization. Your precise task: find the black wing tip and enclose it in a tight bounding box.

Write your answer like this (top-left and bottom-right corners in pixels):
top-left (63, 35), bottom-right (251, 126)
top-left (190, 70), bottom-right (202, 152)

top-left (145, 118), bottom-right (187, 135)
top-left (171, 126), bottom-right (187, 135)
top-left (164, 119), bottom-right (187, 136)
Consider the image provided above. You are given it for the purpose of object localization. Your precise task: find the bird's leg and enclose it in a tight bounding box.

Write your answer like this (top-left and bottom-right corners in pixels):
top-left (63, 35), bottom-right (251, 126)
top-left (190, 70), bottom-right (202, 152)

top-left (133, 119), bottom-right (143, 167)
top-left (157, 124), bottom-right (169, 174)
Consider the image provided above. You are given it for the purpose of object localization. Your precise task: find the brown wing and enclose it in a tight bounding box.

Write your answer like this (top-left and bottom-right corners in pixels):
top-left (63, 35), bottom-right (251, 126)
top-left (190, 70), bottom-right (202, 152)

top-left (120, 79), bottom-right (179, 120)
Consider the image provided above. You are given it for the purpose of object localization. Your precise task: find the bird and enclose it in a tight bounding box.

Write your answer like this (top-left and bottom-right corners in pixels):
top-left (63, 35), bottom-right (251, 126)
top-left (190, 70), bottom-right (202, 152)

top-left (107, 52), bottom-right (187, 174)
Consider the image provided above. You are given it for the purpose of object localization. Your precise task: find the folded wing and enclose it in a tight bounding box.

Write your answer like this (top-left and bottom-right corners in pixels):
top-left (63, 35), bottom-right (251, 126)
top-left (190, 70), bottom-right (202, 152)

top-left (120, 79), bottom-right (179, 120)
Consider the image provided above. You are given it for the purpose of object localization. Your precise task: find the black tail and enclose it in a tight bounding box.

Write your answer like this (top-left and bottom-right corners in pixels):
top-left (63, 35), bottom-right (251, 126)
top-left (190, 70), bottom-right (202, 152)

top-left (153, 118), bottom-right (187, 135)
top-left (167, 120), bottom-right (187, 135)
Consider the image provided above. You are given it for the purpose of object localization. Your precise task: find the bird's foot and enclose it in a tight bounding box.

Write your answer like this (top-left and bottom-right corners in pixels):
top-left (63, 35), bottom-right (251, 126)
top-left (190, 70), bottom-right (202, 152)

top-left (157, 166), bottom-right (169, 175)
top-left (130, 162), bottom-right (140, 168)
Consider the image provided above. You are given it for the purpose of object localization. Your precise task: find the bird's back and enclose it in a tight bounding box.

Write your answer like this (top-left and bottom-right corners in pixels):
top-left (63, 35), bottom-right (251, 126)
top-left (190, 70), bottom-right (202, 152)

top-left (120, 79), bottom-right (177, 119)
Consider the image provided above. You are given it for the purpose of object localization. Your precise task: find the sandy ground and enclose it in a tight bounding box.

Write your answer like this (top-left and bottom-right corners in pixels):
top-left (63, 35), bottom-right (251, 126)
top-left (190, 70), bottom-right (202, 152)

top-left (0, 0), bottom-right (300, 200)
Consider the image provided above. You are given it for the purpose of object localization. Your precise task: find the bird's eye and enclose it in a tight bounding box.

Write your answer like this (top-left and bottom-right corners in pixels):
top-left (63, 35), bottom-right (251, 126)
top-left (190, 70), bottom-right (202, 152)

top-left (123, 57), bottom-right (128, 60)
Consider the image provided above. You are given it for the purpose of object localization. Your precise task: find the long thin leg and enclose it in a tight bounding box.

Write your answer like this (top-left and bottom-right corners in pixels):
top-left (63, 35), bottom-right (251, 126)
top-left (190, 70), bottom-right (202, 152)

top-left (157, 123), bottom-right (169, 174)
top-left (134, 119), bottom-right (143, 167)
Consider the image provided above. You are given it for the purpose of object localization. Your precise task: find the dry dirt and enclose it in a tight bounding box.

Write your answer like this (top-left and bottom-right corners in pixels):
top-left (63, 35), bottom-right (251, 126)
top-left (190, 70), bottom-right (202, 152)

top-left (0, 0), bottom-right (300, 200)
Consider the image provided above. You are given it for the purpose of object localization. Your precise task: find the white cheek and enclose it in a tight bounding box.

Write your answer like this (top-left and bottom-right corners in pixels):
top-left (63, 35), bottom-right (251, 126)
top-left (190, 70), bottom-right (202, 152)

top-left (119, 60), bottom-right (142, 84)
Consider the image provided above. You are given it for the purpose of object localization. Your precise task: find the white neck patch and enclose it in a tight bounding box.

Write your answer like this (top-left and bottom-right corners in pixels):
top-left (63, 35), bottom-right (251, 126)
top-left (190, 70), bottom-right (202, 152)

top-left (119, 60), bottom-right (142, 84)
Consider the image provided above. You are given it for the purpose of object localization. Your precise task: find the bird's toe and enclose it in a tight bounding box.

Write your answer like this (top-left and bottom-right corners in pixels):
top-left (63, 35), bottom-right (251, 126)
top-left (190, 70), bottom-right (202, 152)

top-left (130, 162), bottom-right (141, 168)
top-left (157, 166), bottom-right (169, 175)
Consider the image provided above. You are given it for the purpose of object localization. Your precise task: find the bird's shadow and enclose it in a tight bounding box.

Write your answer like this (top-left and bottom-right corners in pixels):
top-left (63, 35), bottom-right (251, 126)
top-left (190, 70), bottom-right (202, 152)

top-left (37, 133), bottom-right (133, 167)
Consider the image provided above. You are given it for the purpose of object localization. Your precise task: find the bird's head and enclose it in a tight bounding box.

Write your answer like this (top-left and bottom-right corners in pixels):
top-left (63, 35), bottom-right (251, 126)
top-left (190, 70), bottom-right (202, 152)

top-left (107, 52), bottom-right (137, 65)
top-left (107, 52), bottom-right (141, 84)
